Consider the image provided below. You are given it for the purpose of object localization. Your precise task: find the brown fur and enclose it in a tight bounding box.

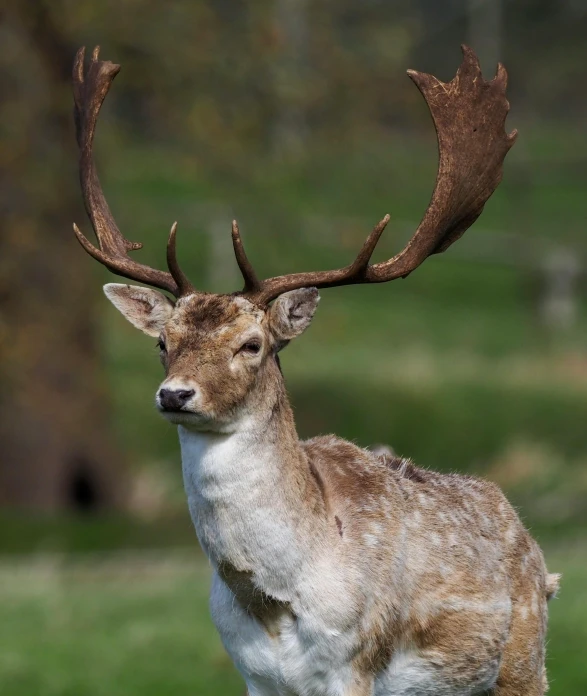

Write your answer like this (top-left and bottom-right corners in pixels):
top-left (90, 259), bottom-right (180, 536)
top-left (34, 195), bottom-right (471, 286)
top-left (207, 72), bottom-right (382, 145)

top-left (108, 288), bottom-right (559, 695)
top-left (159, 294), bottom-right (274, 427)
top-left (303, 441), bottom-right (556, 691)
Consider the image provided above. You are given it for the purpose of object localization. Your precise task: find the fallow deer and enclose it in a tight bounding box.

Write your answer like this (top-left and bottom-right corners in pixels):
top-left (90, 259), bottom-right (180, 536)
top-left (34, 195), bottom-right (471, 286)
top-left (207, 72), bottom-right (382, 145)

top-left (72, 45), bottom-right (560, 696)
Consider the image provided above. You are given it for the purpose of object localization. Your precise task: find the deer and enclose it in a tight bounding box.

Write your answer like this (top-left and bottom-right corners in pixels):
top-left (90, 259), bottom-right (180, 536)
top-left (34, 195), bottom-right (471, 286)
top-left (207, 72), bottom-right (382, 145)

top-left (71, 45), bottom-right (560, 696)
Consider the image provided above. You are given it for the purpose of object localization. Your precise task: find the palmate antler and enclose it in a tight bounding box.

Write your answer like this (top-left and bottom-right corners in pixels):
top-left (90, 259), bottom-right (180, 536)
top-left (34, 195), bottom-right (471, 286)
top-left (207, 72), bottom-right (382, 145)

top-left (73, 45), bottom-right (516, 305)
top-left (238, 45), bottom-right (517, 305)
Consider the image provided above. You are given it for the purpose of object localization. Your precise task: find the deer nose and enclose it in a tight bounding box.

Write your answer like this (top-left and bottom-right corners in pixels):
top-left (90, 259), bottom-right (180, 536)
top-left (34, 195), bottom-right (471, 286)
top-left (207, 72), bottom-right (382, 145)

top-left (158, 388), bottom-right (195, 412)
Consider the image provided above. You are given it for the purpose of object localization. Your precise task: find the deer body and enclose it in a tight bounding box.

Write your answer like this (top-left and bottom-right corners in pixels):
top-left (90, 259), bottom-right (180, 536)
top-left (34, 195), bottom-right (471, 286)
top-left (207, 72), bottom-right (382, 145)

top-left (172, 307), bottom-right (552, 696)
top-left (71, 46), bottom-right (559, 695)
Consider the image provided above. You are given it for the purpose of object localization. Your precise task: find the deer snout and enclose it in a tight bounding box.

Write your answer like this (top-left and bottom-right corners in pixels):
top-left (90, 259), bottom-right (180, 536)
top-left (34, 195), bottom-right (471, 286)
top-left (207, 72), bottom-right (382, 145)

top-left (157, 387), bottom-right (195, 412)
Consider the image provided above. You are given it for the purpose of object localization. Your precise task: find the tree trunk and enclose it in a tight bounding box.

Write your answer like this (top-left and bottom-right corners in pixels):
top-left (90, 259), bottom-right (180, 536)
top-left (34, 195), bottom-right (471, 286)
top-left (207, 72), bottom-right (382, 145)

top-left (0, 2), bottom-right (127, 512)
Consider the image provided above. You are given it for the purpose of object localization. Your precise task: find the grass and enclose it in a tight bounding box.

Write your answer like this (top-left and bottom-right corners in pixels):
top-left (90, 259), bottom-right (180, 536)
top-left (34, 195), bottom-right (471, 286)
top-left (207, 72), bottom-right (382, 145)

top-left (0, 513), bottom-right (196, 556)
top-left (546, 543), bottom-right (587, 693)
top-left (0, 552), bottom-right (242, 696)
top-left (0, 545), bottom-right (583, 696)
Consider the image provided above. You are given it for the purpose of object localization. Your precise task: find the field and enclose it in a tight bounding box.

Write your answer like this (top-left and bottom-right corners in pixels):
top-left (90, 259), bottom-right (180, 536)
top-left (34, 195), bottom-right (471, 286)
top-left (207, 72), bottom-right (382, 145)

top-left (0, 544), bottom-right (583, 696)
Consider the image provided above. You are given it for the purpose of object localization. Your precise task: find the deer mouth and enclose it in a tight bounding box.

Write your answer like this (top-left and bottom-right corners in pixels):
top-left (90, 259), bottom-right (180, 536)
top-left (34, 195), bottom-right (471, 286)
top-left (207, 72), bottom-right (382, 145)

top-left (155, 393), bottom-right (205, 422)
top-left (158, 407), bottom-right (208, 426)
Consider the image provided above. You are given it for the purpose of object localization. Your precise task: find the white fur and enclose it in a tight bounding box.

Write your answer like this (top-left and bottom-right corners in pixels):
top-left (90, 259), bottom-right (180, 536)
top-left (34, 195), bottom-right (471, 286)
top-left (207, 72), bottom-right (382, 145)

top-left (179, 427), bottom-right (302, 577)
top-left (178, 425), bottom-right (495, 696)
top-left (180, 426), bottom-right (359, 694)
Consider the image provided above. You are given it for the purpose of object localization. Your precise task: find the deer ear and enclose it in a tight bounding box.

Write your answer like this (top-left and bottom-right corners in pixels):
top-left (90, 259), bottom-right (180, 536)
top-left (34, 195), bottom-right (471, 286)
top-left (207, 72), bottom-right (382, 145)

top-left (268, 288), bottom-right (320, 346)
top-left (103, 283), bottom-right (174, 337)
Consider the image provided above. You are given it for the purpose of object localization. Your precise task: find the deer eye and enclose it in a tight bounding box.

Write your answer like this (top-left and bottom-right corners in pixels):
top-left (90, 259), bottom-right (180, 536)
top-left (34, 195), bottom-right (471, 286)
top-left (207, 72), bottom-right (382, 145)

top-left (156, 338), bottom-right (166, 352)
top-left (238, 340), bottom-right (261, 356)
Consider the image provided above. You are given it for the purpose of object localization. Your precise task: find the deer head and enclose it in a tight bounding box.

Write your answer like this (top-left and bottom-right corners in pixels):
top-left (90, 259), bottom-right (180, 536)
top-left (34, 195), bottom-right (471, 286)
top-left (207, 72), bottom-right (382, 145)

top-left (103, 284), bottom-right (319, 431)
top-left (72, 46), bottom-right (516, 432)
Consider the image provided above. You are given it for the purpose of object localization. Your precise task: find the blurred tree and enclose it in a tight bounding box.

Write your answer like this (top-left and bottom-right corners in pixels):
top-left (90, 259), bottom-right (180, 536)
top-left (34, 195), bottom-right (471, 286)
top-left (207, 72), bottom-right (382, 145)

top-left (272, 0), bottom-right (309, 156)
top-left (1, 0), bottom-right (585, 514)
top-left (0, 1), bottom-right (126, 511)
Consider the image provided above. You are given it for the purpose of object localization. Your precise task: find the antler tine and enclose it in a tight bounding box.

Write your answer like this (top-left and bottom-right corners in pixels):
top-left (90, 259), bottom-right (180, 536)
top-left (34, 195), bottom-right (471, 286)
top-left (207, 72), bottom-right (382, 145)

top-left (72, 46), bottom-right (193, 297)
top-left (167, 223), bottom-right (195, 296)
top-left (240, 215), bottom-right (391, 306)
top-left (339, 214), bottom-right (391, 278)
top-left (241, 45), bottom-right (516, 307)
top-left (231, 220), bottom-right (261, 293)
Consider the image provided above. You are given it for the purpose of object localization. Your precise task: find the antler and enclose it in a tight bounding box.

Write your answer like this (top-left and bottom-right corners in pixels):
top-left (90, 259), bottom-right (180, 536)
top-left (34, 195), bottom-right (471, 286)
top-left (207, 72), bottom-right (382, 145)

top-left (73, 46), bottom-right (515, 307)
top-left (72, 46), bottom-right (194, 297)
top-left (237, 45), bottom-right (517, 306)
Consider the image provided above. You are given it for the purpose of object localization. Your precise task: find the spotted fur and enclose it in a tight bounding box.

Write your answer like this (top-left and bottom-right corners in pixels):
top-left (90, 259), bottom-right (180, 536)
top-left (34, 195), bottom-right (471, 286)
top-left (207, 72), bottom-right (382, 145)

top-left (105, 286), bottom-right (559, 696)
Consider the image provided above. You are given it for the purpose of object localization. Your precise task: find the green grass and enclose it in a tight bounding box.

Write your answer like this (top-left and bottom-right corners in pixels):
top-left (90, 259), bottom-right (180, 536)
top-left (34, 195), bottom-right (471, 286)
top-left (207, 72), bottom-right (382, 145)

top-left (0, 552), bottom-right (242, 696)
top-left (546, 544), bottom-right (587, 693)
top-left (0, 513), bottom-right (196, 556)
top-left (0, 546), bottom-right (583, 696)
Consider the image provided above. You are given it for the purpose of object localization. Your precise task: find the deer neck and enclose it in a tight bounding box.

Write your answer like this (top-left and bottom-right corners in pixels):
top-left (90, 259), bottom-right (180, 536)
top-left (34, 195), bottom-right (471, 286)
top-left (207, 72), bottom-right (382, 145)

top-left (178, 362), bottom-right (324, 593)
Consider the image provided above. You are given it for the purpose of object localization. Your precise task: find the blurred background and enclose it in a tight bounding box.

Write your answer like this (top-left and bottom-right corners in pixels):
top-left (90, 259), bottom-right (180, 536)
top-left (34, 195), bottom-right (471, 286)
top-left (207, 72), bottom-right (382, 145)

top-left (1, 0), bottom-right (586, 693)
